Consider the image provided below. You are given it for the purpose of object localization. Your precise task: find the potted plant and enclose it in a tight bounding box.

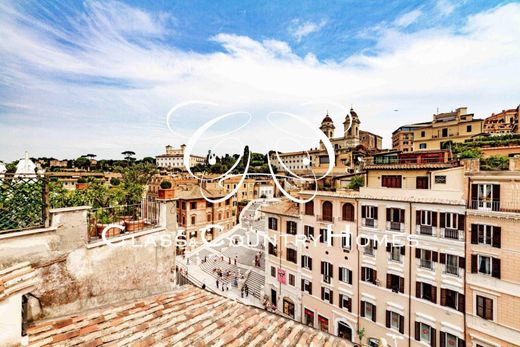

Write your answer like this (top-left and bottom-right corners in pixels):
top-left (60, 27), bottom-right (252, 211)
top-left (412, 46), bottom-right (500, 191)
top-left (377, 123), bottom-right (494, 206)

top-left (158, 180), bottom-right (174, 199)
top-left (95, 209), bottom-right (124, 237)
top-left (76, 177), bottom-right (89, 190)
top-left (124, 205), bottom-right (145, 232)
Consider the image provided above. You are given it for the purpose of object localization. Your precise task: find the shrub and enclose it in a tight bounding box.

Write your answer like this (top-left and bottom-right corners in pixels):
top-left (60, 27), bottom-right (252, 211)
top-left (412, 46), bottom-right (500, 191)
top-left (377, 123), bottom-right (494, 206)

top-left (348, 175), bottom-right (364, 191)
top-left (481, 155), bottom-right (509, 171)
top-left (110, 177), bottom-right (120, 186)
top-left (160, 180), bottom-right (172, 189)
top-left (77, 178), bottom-right (87, 184)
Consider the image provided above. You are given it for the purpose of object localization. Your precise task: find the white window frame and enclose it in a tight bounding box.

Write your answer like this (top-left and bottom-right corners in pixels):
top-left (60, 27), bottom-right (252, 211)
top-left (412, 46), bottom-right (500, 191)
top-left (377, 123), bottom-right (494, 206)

top-left (420, 210), bottom-right (432, 226)
top-left (478, 225), bottom-right (493, 246)
top-left (302, 255), bottom-right (311, 270)
top-left (323, 287), bottom-right (332, 303)
top-left (339, 267), bottom-right (351, 284)
top-left (390, 311), bottom-right (401, 331)
top-left (445, 213), bottom-right (458, 229)
top-left (477, 255), bottom-right (492, 276)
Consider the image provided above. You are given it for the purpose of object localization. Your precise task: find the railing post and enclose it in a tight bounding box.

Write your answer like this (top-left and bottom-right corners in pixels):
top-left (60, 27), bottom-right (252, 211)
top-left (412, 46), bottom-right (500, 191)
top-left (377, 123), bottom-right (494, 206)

top-left (42, 177), bottom-right (50, 228)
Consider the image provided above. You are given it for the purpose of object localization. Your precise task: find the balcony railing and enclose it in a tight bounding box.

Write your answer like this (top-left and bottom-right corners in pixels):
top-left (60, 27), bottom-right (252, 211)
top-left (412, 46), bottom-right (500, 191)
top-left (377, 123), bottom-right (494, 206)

top-left (469, 200), bottom-right (520, 213)
top-left (0, 174), bottom-right (48, 233)
top-left (389, 221), bottom-right (403, 232)
top-left (87, 202), bottom-right (159, 241)
top-left (363, 218), bottom-right (377, 228)
top-left (441, 228), bottom-right (464, 241)
top-left (316, 215), bottom-right (335, 223)
top-left (417, 225), bottom-right (434, 236)
top-left (367, 156), bottom-right (450, 165)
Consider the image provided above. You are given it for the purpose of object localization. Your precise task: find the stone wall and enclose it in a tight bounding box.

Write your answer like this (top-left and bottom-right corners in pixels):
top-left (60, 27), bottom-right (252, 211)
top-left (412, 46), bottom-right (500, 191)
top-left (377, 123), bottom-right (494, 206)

top-left (0, 203), bottom-right (178, 319)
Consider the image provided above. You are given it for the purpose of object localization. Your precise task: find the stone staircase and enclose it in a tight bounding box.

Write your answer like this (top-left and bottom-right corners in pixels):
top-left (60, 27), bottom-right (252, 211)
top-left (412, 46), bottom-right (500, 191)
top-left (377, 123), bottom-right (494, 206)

top-left (199, 257), bottom-right (246, 285)
top-left (244, 270), bottom-right (265, 299)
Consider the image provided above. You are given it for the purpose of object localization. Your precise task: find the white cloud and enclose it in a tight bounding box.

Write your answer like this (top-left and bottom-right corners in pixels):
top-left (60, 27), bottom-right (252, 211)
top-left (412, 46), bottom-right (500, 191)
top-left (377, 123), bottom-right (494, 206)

top-left (436, 0), bottom-right (456, 16)
top-left (0, 1), bottom-right (520, 161)
top-left (289, 19), bottom-right (327, 42)
top-left (394, 9), bottom-right (422, 27)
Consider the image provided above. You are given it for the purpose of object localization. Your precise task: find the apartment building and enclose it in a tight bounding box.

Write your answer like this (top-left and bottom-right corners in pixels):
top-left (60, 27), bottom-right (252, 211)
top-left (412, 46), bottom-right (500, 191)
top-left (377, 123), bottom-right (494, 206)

top-left (392, 124), bottom-right (430, 152)
top-left (156, 144), bottom-right (206, 169)
top-left (464, 157), bottom-right (520, 347)
top-left (483, 106), bottom-right (519, 134)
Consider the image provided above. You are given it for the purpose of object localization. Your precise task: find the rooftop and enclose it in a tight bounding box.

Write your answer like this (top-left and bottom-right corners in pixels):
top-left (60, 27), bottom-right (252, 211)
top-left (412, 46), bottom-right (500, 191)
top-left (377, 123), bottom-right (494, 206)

top-left (27, 285), bottom-right (352, 347)
top-left (260, 199), bottom-right (300, 217)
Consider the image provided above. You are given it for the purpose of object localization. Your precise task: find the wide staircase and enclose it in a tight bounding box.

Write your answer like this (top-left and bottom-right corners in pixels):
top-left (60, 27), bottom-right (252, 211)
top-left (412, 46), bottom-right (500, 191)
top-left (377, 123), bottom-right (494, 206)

top-left (244, 270), bottom-right (264, 299)
top-left (199, 257), bottom-right (245, 285)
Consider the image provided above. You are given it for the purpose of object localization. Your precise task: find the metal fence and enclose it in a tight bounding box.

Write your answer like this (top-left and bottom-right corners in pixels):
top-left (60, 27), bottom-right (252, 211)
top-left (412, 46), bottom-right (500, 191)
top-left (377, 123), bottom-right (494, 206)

top-left (0, 174), bottom-right (48, 233)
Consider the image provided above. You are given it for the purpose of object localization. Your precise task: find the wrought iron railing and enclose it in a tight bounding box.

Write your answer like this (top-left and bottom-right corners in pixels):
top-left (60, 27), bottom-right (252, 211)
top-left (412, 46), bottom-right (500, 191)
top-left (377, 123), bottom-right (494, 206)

top-left (0, 174), bottom-right (48, 233)
top-left (87, 201), bottom-right (159, 241)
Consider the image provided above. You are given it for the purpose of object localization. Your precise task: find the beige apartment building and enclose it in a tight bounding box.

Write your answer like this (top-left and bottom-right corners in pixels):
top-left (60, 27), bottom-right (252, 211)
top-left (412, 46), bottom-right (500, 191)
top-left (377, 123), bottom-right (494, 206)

top-left (482, 106), bottom-right (519, 134)
top-left (262, 159), bottom-right (468, 346)
top-left (156, 144), bottom-right (206, 169)
top-left (464, 157), bottom-right (520, 347)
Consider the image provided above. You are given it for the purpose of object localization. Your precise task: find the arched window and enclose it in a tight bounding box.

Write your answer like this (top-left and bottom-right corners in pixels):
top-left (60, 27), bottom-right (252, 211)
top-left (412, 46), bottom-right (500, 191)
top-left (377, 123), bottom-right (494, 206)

top-left (305, 201), bottom-right (314, 215)
top-left (322, 201), bottom-right (333, 221)
top-left (342, 203), bottom-right (355, 222)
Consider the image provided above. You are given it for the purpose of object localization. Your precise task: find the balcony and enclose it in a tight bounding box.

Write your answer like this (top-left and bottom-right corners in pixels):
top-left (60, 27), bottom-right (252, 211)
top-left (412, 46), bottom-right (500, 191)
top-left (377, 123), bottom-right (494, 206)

top-left (388, 221), bottom-right (404, 232)
top-left (362, 218), bottom-right (377, 228)
top-left (441, 228), bottom-right (464, 241)
top-left (419, 259), bottom-right (434, 270)
top-left (469, 200), bottom-right (520, 213)
top-left (363, 247), bottom-right (375, 257)
top-left (417, 225), bottom-right (434, 236)
top-left (316, 215), bottom-right (336, 223)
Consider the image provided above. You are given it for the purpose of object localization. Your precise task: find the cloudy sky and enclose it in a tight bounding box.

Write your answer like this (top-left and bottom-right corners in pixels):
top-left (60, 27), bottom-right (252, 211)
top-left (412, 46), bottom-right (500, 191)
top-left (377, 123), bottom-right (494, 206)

top-left (1, 0), bottom-right (519, 161)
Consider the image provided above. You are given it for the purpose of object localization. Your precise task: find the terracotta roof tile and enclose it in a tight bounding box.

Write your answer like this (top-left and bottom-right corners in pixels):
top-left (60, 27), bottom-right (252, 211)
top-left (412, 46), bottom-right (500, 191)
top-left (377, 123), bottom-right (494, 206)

top-left (27, 286), bottom-right (352, 347)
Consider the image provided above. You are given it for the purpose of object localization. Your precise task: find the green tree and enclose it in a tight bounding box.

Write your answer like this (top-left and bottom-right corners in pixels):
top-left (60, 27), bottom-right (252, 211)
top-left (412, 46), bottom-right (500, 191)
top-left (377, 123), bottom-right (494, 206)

top-left (348, 175), bottom-right (364, 191)
top-left (74, 156), bottom-right (91, 170)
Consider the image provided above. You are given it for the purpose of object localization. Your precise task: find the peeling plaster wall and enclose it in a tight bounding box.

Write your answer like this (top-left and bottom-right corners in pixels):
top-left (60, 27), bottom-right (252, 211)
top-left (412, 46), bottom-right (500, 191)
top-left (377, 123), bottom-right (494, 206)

top-left (0, 206), bottom-right (177, 319)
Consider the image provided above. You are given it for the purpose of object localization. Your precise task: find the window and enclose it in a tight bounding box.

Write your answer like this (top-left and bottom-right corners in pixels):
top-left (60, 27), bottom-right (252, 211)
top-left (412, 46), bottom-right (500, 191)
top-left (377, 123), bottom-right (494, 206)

top-left (417, 249), bottom-right (436, 270)
top-left (304, 225), bottom-right (314, 240)
top-left (421, 131), bottom-right (426, 137)
top-left (318, 315), bottom-right (329, 332)
top-left (388, 244), bottom-right (404, 262)
top-left (387, 207), bottom-right (404, 231)
top-left (288, 274), bottom-right (295, 286)
top-left (416, 176), bottom-right (429, 189)
top-left (301, 255), bottom-right (312, 270)
top-left (386, 311), bottom-right (403, 333)
top-left (386, 274), bottom-right (404, 293)
top-left (416, 282), bottom-right (437, 303)
top-left (445, 254), bottom-right (460, 276)
top-left (362, 205), bottom-right (378, 227)
top-left (476, 295), bottom-right (493, 320)
top-left (304, 309), bottom-right (314, 327)
top-left (471, 183), bottom-right (500, 211)
top-left (322, 201), bottom-right (333, 221)
top-left (319, 228), bottom-right (331, 244)
top-left (191, 215), bottom-right (196, 225)
top-left (361, 267), bottom-right (377, 285)
top-left (441, 332), bottom-right (463, 347)
top-left (321, 287), bottom-right (333, 304)
top-left (471, 224), bottom-right (501, 248)
top-left (419, 143), bottom-right (427, 149)
top-left (321, 262), bottom-right (333, 283)
top-left (361, 237), bottom-right (377, 256)
top-left (190, 202), bottom-right (197, 209)
top-left (382, 175), bottom-right (402, 188)
top-left (286, 221), bottom-right (297, 235)
top-left (472, 255), bottom-right (500, 278)
top-left (304, 201), bottom-right (314, 215)
top-left (268, 242), bottom-right (277, 256)
top-left (415, 322), bottom-right (433, 344)
top-left (435, 175), bottom-right (446, 184)
top-left (286, 248), bottom-right (297, 263)
top-left (342, 203), bottom-right (355, 221)
top-left (271, 266), bottom-right (276, 277)
top-left (339, 267), bottom-right (353, 285)
top-left (442, 128), bottom-right (448, 137)
top-left (301, 279), bottom-right (312, 294)
top-left (361, 301), bottom-right (376, 322)
top-left (467, 125), bottom-right (472, 132)
top-left (441, 288), bottom-right (464, 312)
top-left (268, 217), bottom-right (278, 230)
top-left (181, 202), bottom-right (186, 209)
top-left (339, 295), bottom-right (352, 312)
top-left (283, 297), bottom-right (295, 318)
top-left (341, 232), bottom-right (352, 250)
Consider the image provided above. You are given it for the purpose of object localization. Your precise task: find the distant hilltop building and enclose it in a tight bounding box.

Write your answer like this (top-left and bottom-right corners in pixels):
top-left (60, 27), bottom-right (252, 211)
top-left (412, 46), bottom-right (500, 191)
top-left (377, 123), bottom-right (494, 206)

top-left (270, 108), bottom-right (382, 175)
top-left (483, 105), bottom-right (520, 134)
top-left (392, 107), bottom-right (484, 151)
top-left (156, 145), bottom-right (205, 169)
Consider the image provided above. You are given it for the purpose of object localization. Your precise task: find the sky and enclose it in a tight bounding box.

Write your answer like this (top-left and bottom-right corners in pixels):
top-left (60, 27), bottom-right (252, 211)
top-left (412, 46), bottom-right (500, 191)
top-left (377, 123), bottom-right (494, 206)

top-left (1, 0), bottom-right (520, 161)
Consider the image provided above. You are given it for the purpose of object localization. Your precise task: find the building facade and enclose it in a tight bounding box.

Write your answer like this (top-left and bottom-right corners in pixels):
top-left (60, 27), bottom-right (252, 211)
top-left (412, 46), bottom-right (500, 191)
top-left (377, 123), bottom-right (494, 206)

top-left (483, 106), bottom-right (519, 134)
top-left (156, 145), bottom-right (206, 169)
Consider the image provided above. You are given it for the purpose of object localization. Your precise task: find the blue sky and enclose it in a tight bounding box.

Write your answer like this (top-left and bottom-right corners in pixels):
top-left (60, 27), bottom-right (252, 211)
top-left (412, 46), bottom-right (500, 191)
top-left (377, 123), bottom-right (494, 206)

top-left (1, 0), bottom-right (519, 161)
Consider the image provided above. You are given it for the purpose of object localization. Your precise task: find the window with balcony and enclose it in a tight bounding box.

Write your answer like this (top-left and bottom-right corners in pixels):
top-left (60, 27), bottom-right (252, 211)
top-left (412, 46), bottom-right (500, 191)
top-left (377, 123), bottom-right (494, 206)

top-left (387, 208), bottom-right (404, 231)
top-left (304, 201), bottom-right (314, 215)
top-left (470, 183), bottom-right (500, 211)
top-left (321, 261), bottom-right (333, 283)
top-left (286, 248), bottom-right (297, 263)
top-left (339, 294), bottom-right (352, 312)
top-left (416, 249), bottom-right (436, 270)
top-left (339, 267), bottom-right (353, 285)
top-left (361, 237), bottom-right (377, 256)
top-left (304, 225), bottom-right (314, 240)
top-left (476, 295), bottom-right (493, 320)
top-left (286, 221), bottom-right (297, 235)
top-left (386, 274), bottom-right (404, 293)
top-left (441, 288), bottom-right (464, 312)
top-left (268, 217), bottom-right (278, 230)
top-left (361, 267), bottom-right (377, 285)
top-left (440, 212), bottom-right (464, 240)
top-left (471, 255), bottom-right (500, 278)
top-left (321, 287), bottom-right (333, 304)
top-left (362, 205), bottom-right (378, 227)
top-left (361, 301), bottom-right (376, 322)
top-left (386, 311), bottom-right (404, 334)
top-left (416, 210), bottom-right (437, 236)
top-left (416, 282), bottom-right (437, 303)
top-left (382, 175), bottom-right (402, 188)
top-left (301, 255), bottom-right (312, 270)
top-left (322, 201), bottom-right (333, 221)
top-left (301, 279), bottom-right (312, 295)
top-left (471, 224), bottom-right (501, 248)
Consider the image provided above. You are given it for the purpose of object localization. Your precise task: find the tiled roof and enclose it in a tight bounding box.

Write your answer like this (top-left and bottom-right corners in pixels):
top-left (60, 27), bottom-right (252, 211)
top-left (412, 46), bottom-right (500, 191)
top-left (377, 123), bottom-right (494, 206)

top-left (27, 285), bottom-right (352, 347)
top-left (0, 261), bottom-right (37, 303)
top-left (260, 199), bottom-right (300, 217)
top-left (364, 163), bottom-right (456, 170)
top-left (174, 185), bottom-right (227, 200)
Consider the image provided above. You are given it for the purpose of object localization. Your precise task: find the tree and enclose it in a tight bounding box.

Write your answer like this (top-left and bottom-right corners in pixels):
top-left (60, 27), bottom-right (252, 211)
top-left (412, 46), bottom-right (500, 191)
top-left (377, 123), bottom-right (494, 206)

top-left (74, 156), bottom-right (91, 170)
top-left (122, 151), bottom-right (136, 161)
top-left (142, 157), bottom-right (156, 165)
top-left (348, 175), bottom-right (364, 191)
top-left (85, 154), bottom-right (97, 160)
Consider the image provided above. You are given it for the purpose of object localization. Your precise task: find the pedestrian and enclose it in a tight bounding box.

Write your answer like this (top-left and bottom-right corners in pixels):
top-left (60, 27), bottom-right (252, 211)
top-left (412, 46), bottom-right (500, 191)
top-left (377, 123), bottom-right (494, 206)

top-left (216, 279), bottom-right (219, 288)
top-left (202, 283), bottom-right (206, 290)
top-left (234, 256), bottom-right (237, 265)
top-left (228, 257), bottom-right (231, 264)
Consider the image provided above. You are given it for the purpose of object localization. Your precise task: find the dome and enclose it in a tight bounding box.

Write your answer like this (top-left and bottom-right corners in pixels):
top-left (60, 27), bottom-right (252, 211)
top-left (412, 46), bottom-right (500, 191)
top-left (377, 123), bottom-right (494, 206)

top-left (321, 114), bottom-right (333, 124)
top-left (350, 108), bottom-right (359, 119)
